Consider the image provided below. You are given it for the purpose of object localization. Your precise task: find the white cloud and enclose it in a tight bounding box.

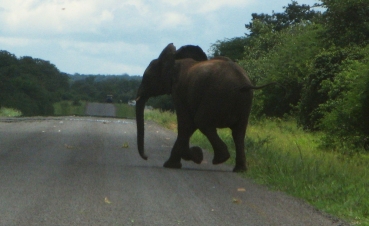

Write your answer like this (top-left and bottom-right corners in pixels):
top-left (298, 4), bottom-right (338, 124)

top-left (158, 12), bottom-right (192, 30)
top-left (59, 40), bottom-right (152, 57)
top-left (159, 0), bottom-right (254, 13)
top-left (0, 0), bottom-right (255, 37)
top-left (0, 37), bottom-right (35, 47)
top-left (0, 0), bottom-right (319, 75)
top-left (196, 0), bottom-right (254, 13)
top-left (0, 0), bottom-right (135, 36)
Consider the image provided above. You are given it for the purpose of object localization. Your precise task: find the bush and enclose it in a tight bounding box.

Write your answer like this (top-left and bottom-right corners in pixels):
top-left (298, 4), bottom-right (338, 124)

top-left (318, 58), bottom-right (369, 153)
top-left (241, 23), bottom-right (322, 117)
top-left (297, 47), bottom-right (364, 130)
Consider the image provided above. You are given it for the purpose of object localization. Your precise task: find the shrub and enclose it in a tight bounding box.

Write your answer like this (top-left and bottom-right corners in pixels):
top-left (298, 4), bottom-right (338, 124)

top-left (318, 56), bottom-right (369, 153)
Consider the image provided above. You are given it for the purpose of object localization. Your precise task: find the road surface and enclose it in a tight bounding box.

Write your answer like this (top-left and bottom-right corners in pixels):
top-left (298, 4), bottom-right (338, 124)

top-left (0, 104), bottom-right (347, 225)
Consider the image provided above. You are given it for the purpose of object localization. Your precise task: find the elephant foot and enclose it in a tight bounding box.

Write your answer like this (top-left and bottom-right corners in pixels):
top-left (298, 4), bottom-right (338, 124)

top-left (163, 160), bottom-right (182, 169)
top-left (181, 146), bottom-right (203, 164)
top-left (189, 146), bottom-right (203, 164)
top-left (181, 153), bottom-right (192, 161)
top-left (212, 152), bottom-right (230, 165)
top-left (233, 164), bottom-right (247, 173)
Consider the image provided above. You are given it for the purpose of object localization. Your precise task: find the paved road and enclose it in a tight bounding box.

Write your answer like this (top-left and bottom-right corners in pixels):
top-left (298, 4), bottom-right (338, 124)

top-left (0, 115), bottom-right (347, 225)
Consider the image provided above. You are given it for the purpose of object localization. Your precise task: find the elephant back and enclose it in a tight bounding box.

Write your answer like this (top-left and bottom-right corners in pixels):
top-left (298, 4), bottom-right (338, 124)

top-left (175, 45), bottom-right (208, 61)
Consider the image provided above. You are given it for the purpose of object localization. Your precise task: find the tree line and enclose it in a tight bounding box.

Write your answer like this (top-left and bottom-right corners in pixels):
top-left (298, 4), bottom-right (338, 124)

top-left (210, 0), bottom-right (369, 152)
top-left (0, 51), bottom-right (69, 116)
top-left (0, 51), bottom-right (143, 115)
top-left (67, 74), bottom-right (141, 104)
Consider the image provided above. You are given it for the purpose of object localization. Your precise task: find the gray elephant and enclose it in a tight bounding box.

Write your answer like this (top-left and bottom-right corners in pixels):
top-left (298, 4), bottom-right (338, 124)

top-left (136, 43), bottom-right (271, 172)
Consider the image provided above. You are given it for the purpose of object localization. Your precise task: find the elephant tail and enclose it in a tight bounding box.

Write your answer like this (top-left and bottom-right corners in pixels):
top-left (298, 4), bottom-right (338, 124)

top-left (241, 82), bottom-right (276, 91)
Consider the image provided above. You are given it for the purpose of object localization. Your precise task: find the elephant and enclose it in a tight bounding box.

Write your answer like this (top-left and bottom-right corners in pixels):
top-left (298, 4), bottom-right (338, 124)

top-left (136, 43), bottom-right (272, 172)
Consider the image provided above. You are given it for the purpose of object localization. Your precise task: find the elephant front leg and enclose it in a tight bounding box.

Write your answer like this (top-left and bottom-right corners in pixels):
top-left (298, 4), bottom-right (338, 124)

top-left (164, 122), bottom-right (199, 168)
top-left (163, 139), bottom-right (185, 169)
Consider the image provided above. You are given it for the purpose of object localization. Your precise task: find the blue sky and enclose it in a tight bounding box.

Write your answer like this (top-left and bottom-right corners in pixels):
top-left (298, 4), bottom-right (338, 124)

top-left (0, 0), bottom-right (320, 76)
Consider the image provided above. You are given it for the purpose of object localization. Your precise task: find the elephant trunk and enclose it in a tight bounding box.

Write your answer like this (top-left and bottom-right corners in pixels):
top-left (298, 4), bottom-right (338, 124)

top-left (136, 96), bottom-right (148, 160)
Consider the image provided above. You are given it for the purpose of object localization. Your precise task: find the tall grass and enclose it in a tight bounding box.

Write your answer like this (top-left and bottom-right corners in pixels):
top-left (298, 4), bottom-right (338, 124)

top-left (144, 109), bottom-right (177, 130)
top-left (0, 107), bottom-right (22, 117)
top-left (145, 109), bottom-right (369, 225)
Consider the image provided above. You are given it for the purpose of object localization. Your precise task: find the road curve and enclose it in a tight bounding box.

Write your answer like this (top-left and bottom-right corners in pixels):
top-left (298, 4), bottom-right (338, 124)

top-left (0, 117), bottom-right (347, 226)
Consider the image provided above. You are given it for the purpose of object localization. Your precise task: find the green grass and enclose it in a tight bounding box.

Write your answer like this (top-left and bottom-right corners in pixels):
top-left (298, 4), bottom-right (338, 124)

top-left (53, 101), bottom-right (87, 116)
top-left (114, 103), bottom-right (136, 118)
top-left (0, 107), bottom-right (22, 117)
top-left (144, 109), bottom-right (177, 130)
top-left (145, 109), bottom-right (369, 225)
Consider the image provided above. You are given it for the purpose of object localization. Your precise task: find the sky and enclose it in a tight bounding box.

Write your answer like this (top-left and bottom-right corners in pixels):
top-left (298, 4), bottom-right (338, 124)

top-left (0, 0), bottom-right (320, 76)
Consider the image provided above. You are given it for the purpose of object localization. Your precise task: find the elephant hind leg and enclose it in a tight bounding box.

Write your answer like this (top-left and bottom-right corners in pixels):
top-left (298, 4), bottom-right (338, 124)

top-left (231, 123), bottom-right (247, 172)
top-left (200, 128), bottom-right (230, 165)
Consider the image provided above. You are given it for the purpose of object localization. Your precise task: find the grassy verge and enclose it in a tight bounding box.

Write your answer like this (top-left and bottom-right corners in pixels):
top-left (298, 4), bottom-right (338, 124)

top-left (53, 101), bottom-right (87, 116)
top-left (145, 109), bottom-right (369, 225)
top-left (0, 107), bottom-right (22, 117)
top-left (114, 103), bottom-right (136, 118)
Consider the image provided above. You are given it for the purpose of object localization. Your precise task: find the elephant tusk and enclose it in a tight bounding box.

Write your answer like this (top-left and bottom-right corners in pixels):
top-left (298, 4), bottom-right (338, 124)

top-left (136, 96), bottom-right (141, 102)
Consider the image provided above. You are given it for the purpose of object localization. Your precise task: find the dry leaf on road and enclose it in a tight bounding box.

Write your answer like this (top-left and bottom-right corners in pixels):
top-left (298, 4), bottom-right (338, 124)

top-left (122, 142), bottom-right (129, 148)
top-left (104, 197), bottom-right (111, 204)
top-left (232, 198), bottom-right (242, 204)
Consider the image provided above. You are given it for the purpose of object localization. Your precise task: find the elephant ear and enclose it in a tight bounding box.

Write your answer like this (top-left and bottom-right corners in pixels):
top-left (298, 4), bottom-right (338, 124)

top-left (175, 45), bottom-right (208, 61)
top-left (158, 43), bottom-right (176, 94)
top-left (158, 43), bottom-right (176, 62)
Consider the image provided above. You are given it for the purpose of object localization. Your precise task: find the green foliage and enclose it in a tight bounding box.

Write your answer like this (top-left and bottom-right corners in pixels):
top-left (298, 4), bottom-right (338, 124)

top-left (241, 23), bottom-right (323, 117)
top-left (318, 52), bottom-right (369, 152)
top-left (209, 37), bottom-right (249, 61)
top-left (245, 0), bottom-right (321, 36)
top-left (321, 0), bottom-right (369, 47)
top-left (69, 75), bottom-right (141, 104)
top-left (298, 46), bottom-right (365, 130)
top-left (0, 50), bottom-right (69, 116)
top-left (0, 107), bottom-right (22, 117)
top-left (146, 95), bottom-right (174, 112)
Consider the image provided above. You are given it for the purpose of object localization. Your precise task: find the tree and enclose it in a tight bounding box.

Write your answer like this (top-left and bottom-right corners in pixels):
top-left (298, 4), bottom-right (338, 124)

top-left (209, 37), bottom-right (249, 61)
top-left (240, 23), bottom-right (323, 117)
top-left (318, 52), bottom-right (369, 152)
top-left (321, 0), bottom-right (369, 47)
top-left (0, 52), bottom-right (70, 116)
top-left (245, 1), bottom-right (321, 36)
top-left (297, 47), bottom-right (364, 130)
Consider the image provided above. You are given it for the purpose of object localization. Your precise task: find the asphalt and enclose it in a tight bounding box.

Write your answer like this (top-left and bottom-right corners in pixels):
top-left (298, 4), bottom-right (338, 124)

top-left (0, 103), bottom-right (347, 225)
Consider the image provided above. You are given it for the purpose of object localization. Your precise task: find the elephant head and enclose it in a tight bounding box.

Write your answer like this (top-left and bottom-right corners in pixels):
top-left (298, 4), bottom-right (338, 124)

top-left (135, 44), bottom-right (207, 160)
